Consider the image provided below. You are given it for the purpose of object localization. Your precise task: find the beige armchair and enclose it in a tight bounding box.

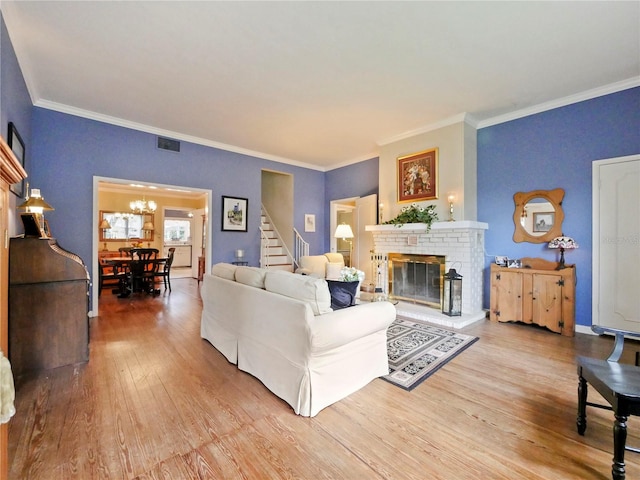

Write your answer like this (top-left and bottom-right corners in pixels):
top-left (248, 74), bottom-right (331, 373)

top-left (296, 253), bottom-right (344, 279)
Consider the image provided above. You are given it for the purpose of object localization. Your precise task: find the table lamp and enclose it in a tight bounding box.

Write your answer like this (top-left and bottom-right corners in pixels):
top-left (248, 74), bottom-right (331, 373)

top-left (334, 223), bottom-right (354, 267)
top-left (548, 235), bottom-right (578, 270)
top-left (99, 219), bottom-right (112, 250)
top-left (17, 188), bottom-right (54, 237)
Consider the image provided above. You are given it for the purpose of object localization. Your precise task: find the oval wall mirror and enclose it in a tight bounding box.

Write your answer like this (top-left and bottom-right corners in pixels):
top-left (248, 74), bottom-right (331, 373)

top-left (512, 188), bottom-right (565, 243)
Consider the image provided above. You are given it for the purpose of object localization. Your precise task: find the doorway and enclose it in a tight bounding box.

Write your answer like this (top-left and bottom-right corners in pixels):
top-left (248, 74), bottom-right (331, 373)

top-left (261, 170), bottom-right (294, 259)
top-left (330, 194), bottom-right (377, 274)
top-left (92, 176), bottom-right (212, 316)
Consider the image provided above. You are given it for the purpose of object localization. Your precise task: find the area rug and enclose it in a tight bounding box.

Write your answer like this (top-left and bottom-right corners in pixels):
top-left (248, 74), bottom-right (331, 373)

top-left (383, 317), bottom-right (478, 391)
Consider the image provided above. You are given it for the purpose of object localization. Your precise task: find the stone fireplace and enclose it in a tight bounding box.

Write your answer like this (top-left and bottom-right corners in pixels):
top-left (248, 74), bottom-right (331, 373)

top-left (365, 221), bottom-right (488, 328)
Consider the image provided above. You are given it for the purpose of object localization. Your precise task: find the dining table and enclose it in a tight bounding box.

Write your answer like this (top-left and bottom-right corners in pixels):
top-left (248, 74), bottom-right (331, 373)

top-left (105, 256), bottom-right (167, 297)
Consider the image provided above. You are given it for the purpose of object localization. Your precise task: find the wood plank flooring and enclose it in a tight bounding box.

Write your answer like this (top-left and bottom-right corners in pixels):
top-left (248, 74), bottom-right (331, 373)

top-left (8, 278), bottom-right (640, 479)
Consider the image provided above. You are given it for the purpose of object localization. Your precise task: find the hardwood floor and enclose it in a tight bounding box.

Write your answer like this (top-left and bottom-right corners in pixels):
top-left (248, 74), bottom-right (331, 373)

top-left (8, 278), bottom-right (640, 479)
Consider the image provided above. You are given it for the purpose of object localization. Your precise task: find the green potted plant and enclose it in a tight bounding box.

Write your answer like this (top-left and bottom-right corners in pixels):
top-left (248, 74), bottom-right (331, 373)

top-left (383, 203), bottom-right (438, 231)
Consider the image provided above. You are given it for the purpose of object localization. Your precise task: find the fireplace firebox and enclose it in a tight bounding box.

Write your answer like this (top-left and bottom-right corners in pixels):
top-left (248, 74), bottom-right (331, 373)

top-left (388, 253), bottom-right (445, 307)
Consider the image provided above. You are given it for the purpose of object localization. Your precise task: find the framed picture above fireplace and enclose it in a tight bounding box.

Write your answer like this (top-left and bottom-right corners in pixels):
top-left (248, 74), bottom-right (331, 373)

top-left (397, 147), bottom-right (438, 203)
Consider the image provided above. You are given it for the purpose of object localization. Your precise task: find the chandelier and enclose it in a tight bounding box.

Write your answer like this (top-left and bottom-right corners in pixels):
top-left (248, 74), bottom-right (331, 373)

top-left (130, 196), bottom-right (157, 214)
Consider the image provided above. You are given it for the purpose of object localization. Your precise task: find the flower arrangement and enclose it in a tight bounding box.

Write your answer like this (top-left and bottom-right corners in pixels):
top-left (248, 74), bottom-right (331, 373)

top-left (383, 203), bottom-right (438, 230)
top-left (339, 267), bottom-right (364, 282)
top-left (131, 241), bottom-right (144, 248)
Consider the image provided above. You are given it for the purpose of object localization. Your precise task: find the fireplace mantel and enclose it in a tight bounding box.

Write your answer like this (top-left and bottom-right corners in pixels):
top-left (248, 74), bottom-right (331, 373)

top-left (366, 221), bottom-right (488, 233)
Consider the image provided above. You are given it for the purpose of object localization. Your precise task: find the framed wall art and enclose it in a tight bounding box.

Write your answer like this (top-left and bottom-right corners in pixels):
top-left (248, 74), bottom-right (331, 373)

top-left (397, 147), bottom-right (438, 202)
top-left (8, 122), bottom-right (25, 198)
top-left (304, 214), bottom-right (316, 232)
top-left (533, 212), bottom-right (554, 232)
top-left (221, 196), bottom-right (248, 232)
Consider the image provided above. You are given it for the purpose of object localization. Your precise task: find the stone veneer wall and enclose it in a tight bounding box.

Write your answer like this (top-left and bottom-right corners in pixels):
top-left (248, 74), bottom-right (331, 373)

top-left (366, 221), bottom-right (488, 315)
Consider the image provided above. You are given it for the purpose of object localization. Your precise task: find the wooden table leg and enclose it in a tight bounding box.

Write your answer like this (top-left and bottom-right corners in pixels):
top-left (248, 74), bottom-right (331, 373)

top-left (612, 413), bottom-right (627, 480)
top-left (577, 374), bottom-right (587, 435)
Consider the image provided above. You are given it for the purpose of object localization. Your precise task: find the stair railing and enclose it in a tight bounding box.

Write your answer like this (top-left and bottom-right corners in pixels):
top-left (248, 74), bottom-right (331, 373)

top-left (259, 226), bottom-right (270, 269)
top-left (260, 204), bottom-right (298, 270)
top-left (293, 228), bottom-right (309, 269)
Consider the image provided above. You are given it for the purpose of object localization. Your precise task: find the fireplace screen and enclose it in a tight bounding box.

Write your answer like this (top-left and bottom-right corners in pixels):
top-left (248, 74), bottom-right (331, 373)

top-left (388, 253), bottom-right (445, 307)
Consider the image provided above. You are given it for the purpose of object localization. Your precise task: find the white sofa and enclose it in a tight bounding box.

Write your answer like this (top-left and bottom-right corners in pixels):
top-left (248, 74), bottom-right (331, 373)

top-left (295, 252), bottom-right (345, 279)
top-left (200, 263), bottom-right (396, 417)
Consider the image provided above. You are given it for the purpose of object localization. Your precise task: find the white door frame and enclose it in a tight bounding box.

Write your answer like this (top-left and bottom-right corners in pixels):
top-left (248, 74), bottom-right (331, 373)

top-left (92, 176), bottom-right (212, 317)
top-left (592, 154), bottom-right (640, 332)
top-left (330, 197), bottom-right (357, 254)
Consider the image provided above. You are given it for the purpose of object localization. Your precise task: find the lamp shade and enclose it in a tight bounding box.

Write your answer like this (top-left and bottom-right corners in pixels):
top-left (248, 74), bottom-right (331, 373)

top-left (99, 219), bottom-right (112, 229)
top-left (18, 196), bottom-right (54, 212)
top-left (142, 221), bottom-right (155, 231)
top-left (548, 235), bottom-right (578, 270)
top-left (548, 236), bottom-right (579, 250)
top-left (334, 223), bottom-right (354, 239)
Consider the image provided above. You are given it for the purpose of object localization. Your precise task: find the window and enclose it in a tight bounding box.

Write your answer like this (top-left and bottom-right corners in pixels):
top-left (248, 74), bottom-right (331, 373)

top-left (164, 219), bottom-right (191, 243)
top-left (99, 211), bottom-right (154, 241)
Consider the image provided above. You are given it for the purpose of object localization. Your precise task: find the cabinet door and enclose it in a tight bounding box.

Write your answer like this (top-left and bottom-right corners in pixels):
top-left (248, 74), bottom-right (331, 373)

top-left (492, 270), bottom-right (523, 323)
top-left (532, 273), bottom-right (563, 334)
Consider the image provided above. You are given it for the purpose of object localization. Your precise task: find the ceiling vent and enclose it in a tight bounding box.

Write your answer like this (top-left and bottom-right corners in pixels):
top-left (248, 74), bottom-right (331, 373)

top-left (157, 136), bottom-right (180, 152)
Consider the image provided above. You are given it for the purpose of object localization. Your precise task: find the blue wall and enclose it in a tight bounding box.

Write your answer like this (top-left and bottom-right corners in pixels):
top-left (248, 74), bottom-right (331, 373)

top-left (2, 10), bottom-right (378, 304)
top-left (477, 87), bottom-right (640, 327)
top-left (1, 14), bottom-right (32, 184)
top-left (324, 157), bottom-right (379, 248)
top-left (29, 108), bottom-right (332, 282)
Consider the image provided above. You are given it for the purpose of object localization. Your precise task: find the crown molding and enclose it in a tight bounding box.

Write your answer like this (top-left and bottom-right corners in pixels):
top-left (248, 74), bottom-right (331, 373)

top-left (477, 77), bottom-right (640, 129)
top-left (325, 151), bottom-right (380, 172)
top-left (376, 113), bottom-right (478, 147)
top-left (34, 100), bottom-right (326, 172)
top-left (33, 76), bottom-right (638, 171)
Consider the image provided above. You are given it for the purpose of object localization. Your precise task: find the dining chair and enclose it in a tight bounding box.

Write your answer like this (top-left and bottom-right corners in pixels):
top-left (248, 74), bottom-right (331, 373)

top-left (153, 247), bottom-right (175, 292)
top-left (98, 261), bottom-right (119, 296)
top-left (128, 248), bottom-right (159, 294)
top-left (99, 259), bottom-right (129, 297)
top-left (118, 247), bottom-right (133, 258)
top-left (577, 325), bottom-right (640, 480)
top-left (130, 248), bottom-right (158, 261)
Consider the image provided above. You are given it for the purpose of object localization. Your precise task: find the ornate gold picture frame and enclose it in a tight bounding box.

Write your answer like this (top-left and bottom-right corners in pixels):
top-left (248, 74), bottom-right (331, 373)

top-left (397, 148), bottom-right (438, 202)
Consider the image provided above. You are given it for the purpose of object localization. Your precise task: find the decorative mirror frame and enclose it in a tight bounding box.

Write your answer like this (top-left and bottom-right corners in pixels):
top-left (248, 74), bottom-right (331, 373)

top-left (512, 188), bottom-right (565, 243)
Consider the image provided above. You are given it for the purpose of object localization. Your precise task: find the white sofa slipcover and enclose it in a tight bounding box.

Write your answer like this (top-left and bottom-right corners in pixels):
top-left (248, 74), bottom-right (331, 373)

top-left (295, 252), bottom-right (345, 278)
top-left (200, 264), bottom-right (396, 417)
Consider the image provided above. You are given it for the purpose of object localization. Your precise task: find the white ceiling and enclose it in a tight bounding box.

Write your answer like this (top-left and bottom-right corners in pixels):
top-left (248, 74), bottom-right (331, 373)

top-left (2, 1), bottom-right (639, 171)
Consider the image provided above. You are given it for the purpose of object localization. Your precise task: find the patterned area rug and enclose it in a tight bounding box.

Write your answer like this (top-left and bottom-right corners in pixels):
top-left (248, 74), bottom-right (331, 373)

top-left (383, 317), bottom-right (479, 391)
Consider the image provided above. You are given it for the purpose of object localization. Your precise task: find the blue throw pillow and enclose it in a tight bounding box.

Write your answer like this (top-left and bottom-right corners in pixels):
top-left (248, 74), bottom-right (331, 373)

top-left (326, 280), bottom-right (359, 310)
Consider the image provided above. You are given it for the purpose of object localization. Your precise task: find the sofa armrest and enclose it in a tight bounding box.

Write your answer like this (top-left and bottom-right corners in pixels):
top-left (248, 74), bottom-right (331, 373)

top-left (310, 302), bottom-right (396, 352)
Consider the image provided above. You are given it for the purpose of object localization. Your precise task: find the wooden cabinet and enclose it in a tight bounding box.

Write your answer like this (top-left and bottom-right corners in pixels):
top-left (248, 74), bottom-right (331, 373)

top-left (490, 257), bottom-right (576, 336)
top-left (9, 237), bottom-right (90, 375)
top-left (172, 245), bottom-right (192, 267)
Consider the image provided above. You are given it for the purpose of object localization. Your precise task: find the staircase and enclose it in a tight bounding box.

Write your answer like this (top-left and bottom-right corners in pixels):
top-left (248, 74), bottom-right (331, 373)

top-left (260, 209), bottom-right (294, 272)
